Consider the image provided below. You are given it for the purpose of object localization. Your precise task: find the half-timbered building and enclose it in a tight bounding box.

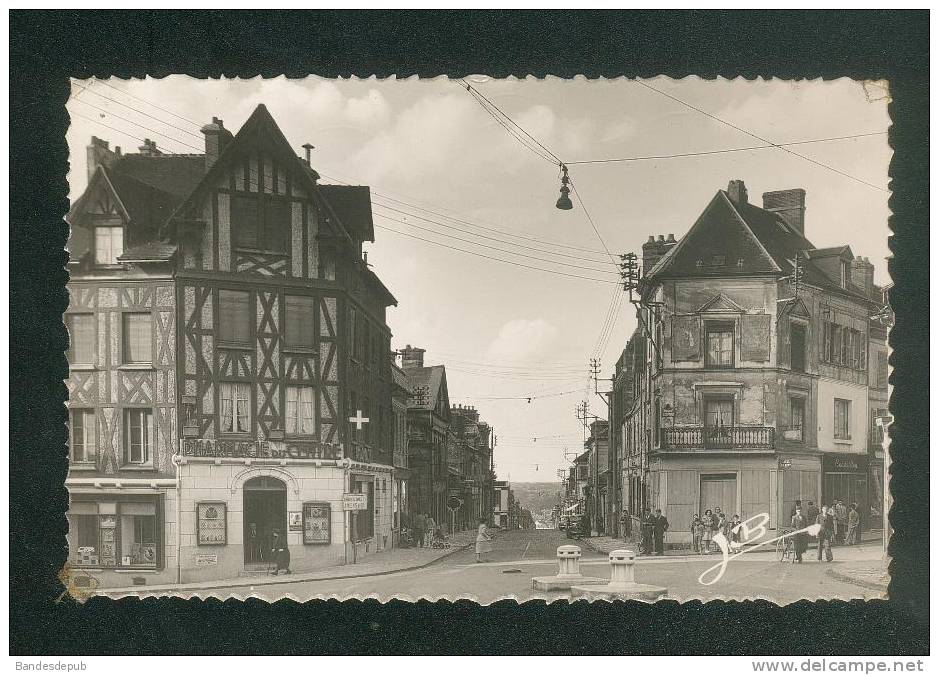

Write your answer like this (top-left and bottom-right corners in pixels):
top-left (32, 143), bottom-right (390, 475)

top-left (65, 138), bottom-right (198, 586)
top-left (166, 106), bottom-right (397, 581)
top-left (67, 105), bottom-right (399, 585)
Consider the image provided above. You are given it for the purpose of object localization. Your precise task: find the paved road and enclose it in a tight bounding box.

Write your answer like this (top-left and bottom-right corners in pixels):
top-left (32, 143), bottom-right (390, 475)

top-left (191, 528), bottom-right (883, 604)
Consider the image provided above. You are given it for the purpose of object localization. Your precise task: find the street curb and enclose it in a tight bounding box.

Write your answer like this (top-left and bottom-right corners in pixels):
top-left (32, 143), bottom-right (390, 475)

top-left (98, 539), bottom-right (476, 597)
top-left (825, 567), bottom-right (889, 593)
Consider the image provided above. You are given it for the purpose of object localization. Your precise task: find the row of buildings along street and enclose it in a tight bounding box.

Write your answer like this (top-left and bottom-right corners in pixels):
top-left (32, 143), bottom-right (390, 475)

top-left (64, 106), bottom-right (528, 588)
top-left (558, 180), bottom-right (892, 550)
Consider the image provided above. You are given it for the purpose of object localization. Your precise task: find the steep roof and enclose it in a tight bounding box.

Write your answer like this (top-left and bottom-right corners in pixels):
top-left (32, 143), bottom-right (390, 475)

top-left (118, 241), bottom-right (178, 262)
top-left (110, 153), bottom-right (206, 199)
top-left (318, 184), bottom-right (375, 243)
top-left (647, 191), bottom-right (781, 279)
top-left (648, 187), bottom-right (872, 302)
top-left (404, 364), bottom-right (448, 412)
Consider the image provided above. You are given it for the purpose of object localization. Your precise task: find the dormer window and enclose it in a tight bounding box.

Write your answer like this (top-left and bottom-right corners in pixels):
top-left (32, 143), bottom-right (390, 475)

top-left (841, 260), bottom-right (851, 288)
top-left (94, 225), bottom-right (123, 265)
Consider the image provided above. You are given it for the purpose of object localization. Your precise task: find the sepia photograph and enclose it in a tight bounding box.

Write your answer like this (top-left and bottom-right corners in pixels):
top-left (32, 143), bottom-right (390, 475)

top-left (60, 74), bottom-right (893, 605)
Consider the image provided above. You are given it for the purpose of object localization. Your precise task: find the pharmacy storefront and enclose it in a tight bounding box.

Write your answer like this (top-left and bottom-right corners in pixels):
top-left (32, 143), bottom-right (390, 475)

top-left (174, 439), bottom-right (392, 583)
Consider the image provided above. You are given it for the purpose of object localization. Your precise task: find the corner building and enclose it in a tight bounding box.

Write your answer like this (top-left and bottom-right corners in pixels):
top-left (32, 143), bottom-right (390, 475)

top-left (622, 180), bottom-right (886, 544)
top-left (67, 105), bottom-right (399, 585)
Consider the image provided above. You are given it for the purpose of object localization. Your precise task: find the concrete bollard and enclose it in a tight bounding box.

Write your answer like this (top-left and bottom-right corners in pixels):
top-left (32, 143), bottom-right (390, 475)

top-left (569, 547), bottom-right (667, 602)
top-left (608, 549), bottom-right (636, 586)
top-left (532, 545), bottom-right (606, 591)
top-left (556, 545), bottom-right (582, 578)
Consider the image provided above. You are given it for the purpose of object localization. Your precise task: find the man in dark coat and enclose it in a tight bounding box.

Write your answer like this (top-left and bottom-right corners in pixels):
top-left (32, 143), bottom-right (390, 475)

top-left (816, 506), bottom-right (834, 562)
top-left (790, 506), bottom-right (807, 563)
top-left (651, 508), bottom-right (669, 556)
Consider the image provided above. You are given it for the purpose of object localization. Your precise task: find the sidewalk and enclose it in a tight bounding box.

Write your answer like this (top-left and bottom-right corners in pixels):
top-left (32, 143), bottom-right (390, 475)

top-left (826, 559), bottom-right (889, 593)
top-left (99, 529), bottom-right (478, 597)
top-left (583, 529), bottom-right (885, 557)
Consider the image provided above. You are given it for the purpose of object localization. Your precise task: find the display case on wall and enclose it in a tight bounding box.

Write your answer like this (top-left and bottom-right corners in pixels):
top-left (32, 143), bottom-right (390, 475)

top-left (302, 502), bottom-right (330, 544)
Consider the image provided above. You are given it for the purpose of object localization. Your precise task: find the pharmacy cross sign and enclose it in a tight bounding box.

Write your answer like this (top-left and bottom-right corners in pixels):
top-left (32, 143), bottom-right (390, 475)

top-left (348, 410), bottom-right (370, 431)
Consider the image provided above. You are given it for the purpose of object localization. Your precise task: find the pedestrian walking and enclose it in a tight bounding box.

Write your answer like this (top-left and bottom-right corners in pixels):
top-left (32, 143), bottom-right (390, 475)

top-left (805, 500), bottom-right (820, 544)
top-left (790, 506), bottom-right (807, 563)
top-left (816, 505), bottom-right (834, 562)
top-left (651, 508), bottom-right (669, 556)
top-left (701, 509), bottom-right (715, 554)
top-left (834, 499), bottom-right (848, 545)
top-left (474, 520), bottom-right (493, 563)
top-left (620, 508), bottom-right (631, 540)
top-left (845, 504), bottom-right (860, 545)
top-left (691, 514), bottom-right (704, 554)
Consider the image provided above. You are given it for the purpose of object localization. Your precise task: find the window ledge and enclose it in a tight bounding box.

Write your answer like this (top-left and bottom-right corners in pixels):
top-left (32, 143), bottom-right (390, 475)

top-left (217, 342), bottom-right (253, 351)
top-left (119, 464), bottom-right (157, 471)
top-left (234, 247), bottom-right (287, 256)
top-left (69, 463), bottom-right (98, 471)
top-left (118, 364), bottom-right (154, 371)
top-left (283, 346), bottom-right (317, 355)
top-left (833, 439), bottom-right (853, 445)
top-left (70, 363), bottom-right (96, 371)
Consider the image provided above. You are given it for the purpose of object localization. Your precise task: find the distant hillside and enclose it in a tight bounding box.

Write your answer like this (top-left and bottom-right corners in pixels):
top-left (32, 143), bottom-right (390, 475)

top-left (511, 482), bottom-right (563, 516)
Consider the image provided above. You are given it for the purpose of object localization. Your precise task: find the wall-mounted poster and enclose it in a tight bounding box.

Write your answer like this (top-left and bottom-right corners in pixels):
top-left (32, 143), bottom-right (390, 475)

top-left (303, 502), bottom-right (330, 545)
top-left (288, 511), bottom-right (302, 531)
top-left (196, 502), bottom-right (227, 546)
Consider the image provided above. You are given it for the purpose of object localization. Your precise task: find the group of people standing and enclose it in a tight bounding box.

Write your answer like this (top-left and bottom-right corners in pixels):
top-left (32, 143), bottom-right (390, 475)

top-left (690, 508), bottom-right (743, 554)
top-left (406, 512), bottom-right (442, 549)
top-left (788, 498), bottom-right (861, 563)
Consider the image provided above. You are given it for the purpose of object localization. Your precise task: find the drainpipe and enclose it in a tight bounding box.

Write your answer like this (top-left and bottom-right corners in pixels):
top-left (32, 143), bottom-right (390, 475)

top-left (172, 449), bottom-right (182, 584)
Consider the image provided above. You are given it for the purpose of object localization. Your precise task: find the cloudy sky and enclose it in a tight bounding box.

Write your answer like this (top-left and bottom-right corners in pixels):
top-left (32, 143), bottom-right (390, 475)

top-left (66, 76), bottom-right (891, 485)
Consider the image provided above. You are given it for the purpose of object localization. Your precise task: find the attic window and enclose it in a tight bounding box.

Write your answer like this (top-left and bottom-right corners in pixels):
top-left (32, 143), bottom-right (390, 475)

top-left (94, 225), bottom-right (123, 266)
top-left (737, 258), bottom-right (745, 268)
top-left (696, 260), bottom-right (703, 269)
top-left (231, 194), bottom-right (288, 253)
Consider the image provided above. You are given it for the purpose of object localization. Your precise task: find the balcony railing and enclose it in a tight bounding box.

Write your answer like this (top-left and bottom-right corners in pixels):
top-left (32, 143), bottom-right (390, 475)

top-left (661, 426), bottom-right (775, 450)
top-left (179, 438), bottom-right (342, 460)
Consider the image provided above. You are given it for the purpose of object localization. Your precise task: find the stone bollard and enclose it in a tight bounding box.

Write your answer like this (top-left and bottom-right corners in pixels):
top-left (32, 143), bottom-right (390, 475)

top-left (608, 549), bottom-right (636, 586)
top-left (569, 548), bottom-right (667, 602)
top-left (556, 545), bottom-right (582, 578)
top-left (532, 545), bottom-right (606, 591)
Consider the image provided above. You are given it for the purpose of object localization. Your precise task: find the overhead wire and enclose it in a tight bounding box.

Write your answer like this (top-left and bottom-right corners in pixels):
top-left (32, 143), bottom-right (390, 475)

top-left (565, 131), bottom-right (888, 165)
top-left (634, 80), bottom-right (888, 193)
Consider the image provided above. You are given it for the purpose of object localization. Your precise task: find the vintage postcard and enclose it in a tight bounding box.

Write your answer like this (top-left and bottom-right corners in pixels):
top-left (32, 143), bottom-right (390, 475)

top-left (62, 75), bottom-right (892, 605)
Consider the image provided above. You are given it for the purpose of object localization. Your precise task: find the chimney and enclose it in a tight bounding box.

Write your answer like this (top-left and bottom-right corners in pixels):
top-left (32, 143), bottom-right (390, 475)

top-left (137, 138), bottom-right (162, 157)
top-left (400, 344), bottom-right (425, 370)
top-left (642, 233), bottom-right (678, 275)
top-left (851, 256), bottom-right (875, 298)
top-left (201, 117), bottom-right (233, 170)
top-left (727, 180), bottom-right (748, 205)
top-left (86, 136), bottom-right (117, 182)
top-left (762, 188), bottom-right (806, 235)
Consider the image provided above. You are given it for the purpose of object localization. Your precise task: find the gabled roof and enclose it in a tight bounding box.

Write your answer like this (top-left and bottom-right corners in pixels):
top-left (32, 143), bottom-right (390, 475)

top-left (167, 104), bottom-right (359, 248)
top-left (647, 186), bottom-right (874, 303)
top-left (318, 184), bottom-right (375, 243)
top-left (404, 364), bottom-right (449, 412)
top-left (109, 153), bottom-right (206, 199)
top-left (647, 191), bottom-right (781, 279)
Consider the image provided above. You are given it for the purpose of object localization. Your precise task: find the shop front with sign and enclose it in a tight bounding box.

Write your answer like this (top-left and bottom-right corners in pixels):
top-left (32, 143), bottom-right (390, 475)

top-left (66, 492), bottom-right (173, 586)
top-left (822, 454), bottom-right (870, 531)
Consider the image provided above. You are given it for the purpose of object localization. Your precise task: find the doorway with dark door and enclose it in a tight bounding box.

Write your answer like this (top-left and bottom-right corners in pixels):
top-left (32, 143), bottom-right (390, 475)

top-left (243, 476), bottom-right (287, 566)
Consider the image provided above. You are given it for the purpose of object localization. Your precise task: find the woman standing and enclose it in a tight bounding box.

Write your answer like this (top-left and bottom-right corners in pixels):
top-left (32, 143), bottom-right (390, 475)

top-left (475, 520), bottom-right (493, 563)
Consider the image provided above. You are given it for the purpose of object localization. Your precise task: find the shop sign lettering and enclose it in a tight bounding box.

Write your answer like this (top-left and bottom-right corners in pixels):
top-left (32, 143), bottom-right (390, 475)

top-left (181, 438), bottom-right (342, 460)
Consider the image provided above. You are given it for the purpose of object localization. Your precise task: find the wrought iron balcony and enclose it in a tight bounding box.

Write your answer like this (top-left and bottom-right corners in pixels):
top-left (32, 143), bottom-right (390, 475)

top-left (661, 426), bottom-right (775, 450)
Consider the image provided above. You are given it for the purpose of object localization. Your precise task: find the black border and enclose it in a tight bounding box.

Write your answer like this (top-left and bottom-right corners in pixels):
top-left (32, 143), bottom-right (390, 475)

top-left (10, 10), bottom-right (928, 655)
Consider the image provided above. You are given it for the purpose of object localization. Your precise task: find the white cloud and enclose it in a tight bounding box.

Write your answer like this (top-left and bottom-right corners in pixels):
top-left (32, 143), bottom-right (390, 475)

top-left (485, 318), bottom-right (558, 363)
